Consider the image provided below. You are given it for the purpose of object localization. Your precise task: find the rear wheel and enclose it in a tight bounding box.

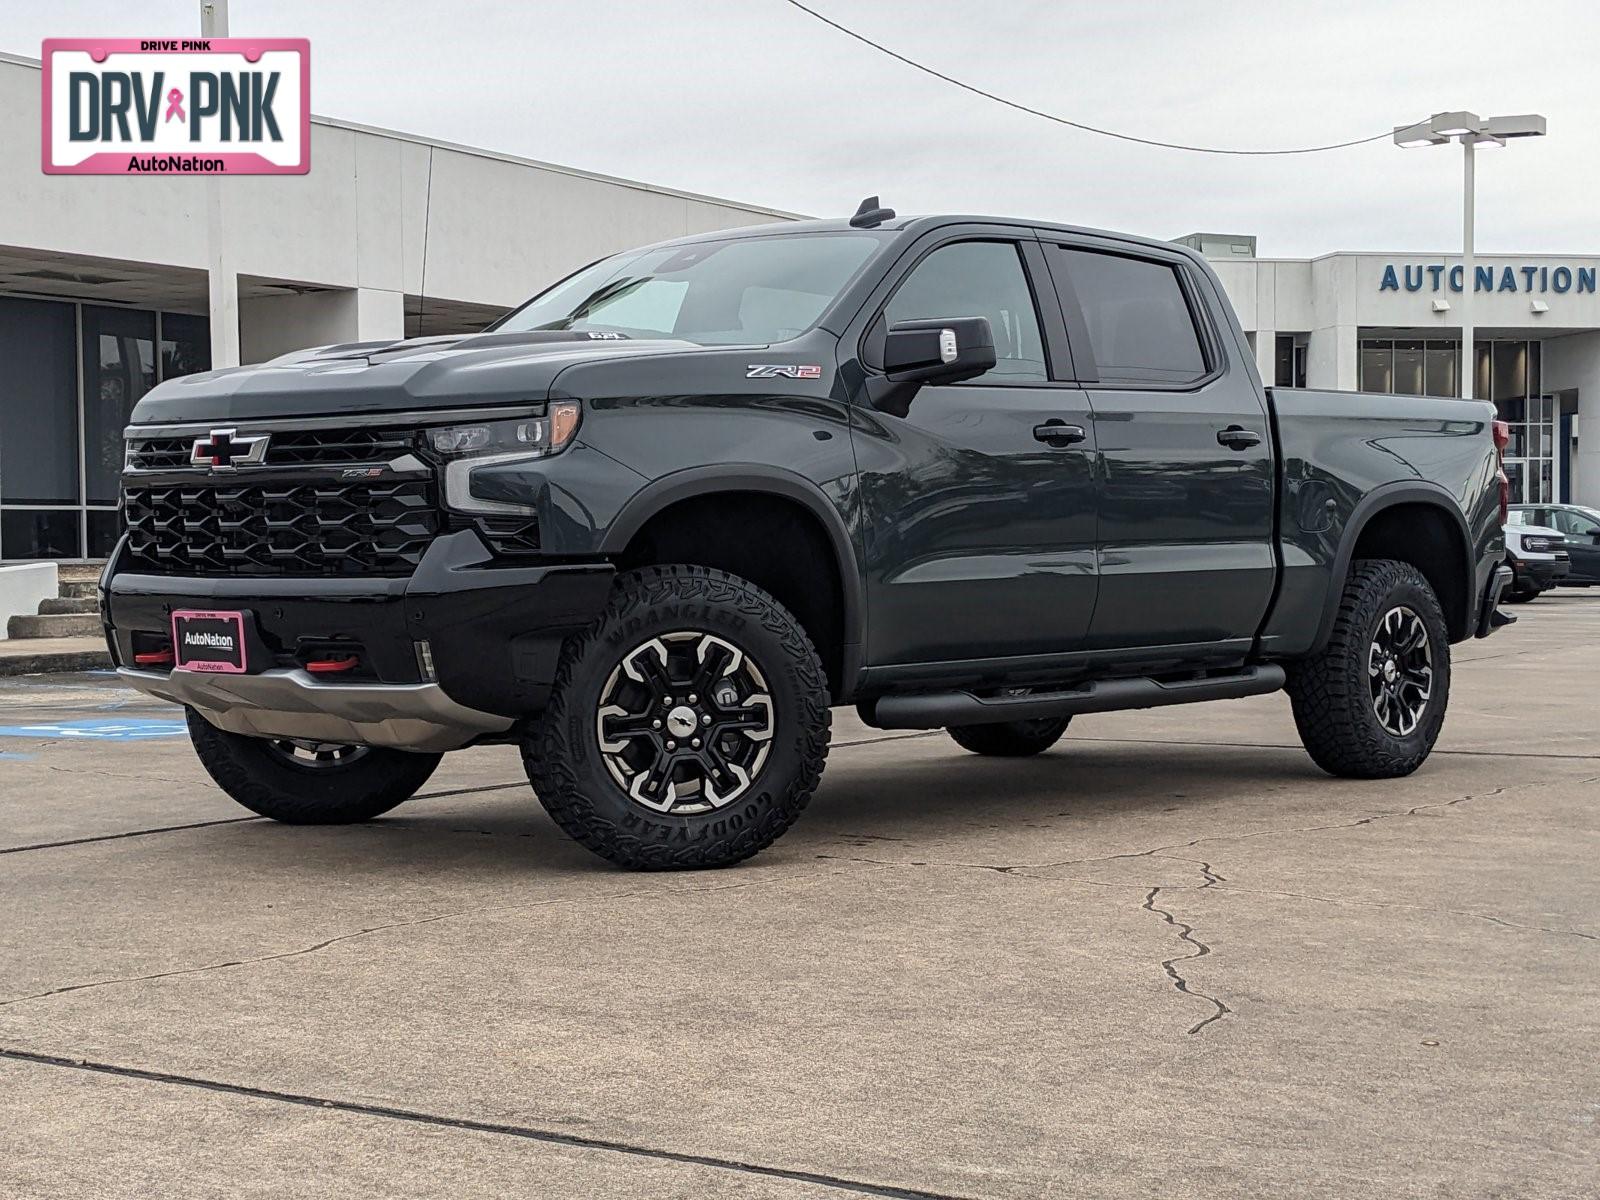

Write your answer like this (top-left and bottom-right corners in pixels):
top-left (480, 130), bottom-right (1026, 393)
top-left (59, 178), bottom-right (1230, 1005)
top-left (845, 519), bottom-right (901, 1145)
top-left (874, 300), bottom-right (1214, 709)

top-left (1286, 559), bottom-right (1450, 779)
top-left (525, 566), bottom-right (830, 870)
top-left (948, 717), bottom-right (1071, 757)
top-left (186, 709), bottom-right (441, 823)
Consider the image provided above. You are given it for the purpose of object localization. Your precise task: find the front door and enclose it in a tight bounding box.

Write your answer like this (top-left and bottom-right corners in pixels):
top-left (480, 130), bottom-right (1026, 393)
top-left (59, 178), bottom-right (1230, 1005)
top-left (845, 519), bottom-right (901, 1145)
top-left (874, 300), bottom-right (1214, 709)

top-left (849, 236), bottom-right (1099, 667)
top-left (1042, 241), bottom-right (1276, 652)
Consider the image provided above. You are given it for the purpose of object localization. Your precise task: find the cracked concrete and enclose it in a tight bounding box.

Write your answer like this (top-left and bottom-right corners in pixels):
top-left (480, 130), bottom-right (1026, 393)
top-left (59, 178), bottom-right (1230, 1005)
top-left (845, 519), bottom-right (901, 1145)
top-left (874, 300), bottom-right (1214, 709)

top-left (2, 593), bottom-right (1599, 1197)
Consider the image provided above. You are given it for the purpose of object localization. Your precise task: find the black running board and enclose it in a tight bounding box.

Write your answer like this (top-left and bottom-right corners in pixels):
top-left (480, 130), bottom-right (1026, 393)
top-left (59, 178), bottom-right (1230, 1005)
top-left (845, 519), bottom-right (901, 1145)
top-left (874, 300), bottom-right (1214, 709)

top-left (864, 665), bottom-right (1288, 730)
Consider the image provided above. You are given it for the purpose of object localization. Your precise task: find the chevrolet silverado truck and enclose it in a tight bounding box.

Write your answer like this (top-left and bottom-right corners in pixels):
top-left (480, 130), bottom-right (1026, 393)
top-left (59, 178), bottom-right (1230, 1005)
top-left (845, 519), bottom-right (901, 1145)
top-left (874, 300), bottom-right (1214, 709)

top-left (107, 201), bottom-right (1514, 869)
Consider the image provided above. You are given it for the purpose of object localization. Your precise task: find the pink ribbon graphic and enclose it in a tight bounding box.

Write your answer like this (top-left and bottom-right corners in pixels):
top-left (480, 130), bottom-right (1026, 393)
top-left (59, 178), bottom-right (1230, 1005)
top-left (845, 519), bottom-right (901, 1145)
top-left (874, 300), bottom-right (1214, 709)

top-left (164, 88), bottom-right (185, 123)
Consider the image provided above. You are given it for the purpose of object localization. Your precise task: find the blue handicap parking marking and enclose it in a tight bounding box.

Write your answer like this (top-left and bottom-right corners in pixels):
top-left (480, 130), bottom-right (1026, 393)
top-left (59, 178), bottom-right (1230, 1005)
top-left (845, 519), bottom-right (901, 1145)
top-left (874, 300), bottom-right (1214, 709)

top-left (0, 718), bottom-right (187, 740)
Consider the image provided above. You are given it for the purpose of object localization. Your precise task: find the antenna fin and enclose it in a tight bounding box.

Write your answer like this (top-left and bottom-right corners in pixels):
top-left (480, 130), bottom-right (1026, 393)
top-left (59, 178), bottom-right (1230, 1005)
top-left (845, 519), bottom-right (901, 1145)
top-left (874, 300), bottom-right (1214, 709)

top-left (849, 196), bottom-right (896, 228)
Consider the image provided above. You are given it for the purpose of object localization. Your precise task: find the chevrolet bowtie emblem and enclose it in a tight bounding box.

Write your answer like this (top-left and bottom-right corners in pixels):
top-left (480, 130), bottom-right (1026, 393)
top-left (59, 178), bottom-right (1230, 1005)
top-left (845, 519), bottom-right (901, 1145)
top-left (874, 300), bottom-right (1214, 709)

top-left (191, 428), bottom-right (269, 470)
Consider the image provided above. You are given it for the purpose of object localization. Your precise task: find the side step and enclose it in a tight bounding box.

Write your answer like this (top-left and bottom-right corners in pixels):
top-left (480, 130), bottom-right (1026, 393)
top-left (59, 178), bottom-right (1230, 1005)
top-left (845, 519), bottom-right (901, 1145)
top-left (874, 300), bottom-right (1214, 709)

top-left (864, 665), bottom-right (1287, 731)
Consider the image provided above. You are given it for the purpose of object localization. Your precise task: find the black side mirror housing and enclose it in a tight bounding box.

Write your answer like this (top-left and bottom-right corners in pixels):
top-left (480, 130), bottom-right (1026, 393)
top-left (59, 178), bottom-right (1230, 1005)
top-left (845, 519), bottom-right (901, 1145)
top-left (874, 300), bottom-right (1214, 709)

top-left (866, 317), bottom-right (997, 417)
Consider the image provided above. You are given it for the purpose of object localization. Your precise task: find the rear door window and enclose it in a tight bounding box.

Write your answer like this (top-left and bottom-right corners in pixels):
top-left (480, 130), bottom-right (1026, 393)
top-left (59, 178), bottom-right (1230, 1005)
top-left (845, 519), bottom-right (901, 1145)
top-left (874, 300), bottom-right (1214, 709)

top-left (1052, 248), bottom-right (1208, 386)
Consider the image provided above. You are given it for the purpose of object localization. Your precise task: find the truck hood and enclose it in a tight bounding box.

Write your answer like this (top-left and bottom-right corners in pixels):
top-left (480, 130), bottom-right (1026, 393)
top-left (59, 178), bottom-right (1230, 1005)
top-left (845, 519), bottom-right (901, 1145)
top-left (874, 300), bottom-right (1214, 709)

top-left (129, 330), bottom-right (710, 425)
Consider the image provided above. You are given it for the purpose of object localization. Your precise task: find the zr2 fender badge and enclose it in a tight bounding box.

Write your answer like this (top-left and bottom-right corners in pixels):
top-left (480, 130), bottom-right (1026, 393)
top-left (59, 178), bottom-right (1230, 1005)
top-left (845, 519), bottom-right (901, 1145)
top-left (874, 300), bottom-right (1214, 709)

top-left (745, 364), bottom-right (823, 379)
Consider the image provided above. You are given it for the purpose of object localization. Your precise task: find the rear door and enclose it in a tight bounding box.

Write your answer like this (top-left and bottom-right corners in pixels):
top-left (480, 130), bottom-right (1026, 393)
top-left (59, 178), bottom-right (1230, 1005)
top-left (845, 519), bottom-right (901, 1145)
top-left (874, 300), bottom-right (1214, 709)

top-left (1040, 238), bottom-right (1276, 653)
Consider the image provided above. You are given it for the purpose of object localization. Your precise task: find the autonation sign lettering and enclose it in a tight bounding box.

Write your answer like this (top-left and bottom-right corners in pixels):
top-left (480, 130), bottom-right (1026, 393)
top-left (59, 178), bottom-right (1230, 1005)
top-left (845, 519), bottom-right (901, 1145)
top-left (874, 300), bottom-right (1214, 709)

top-left (42, 38), bottom-right (309, 175)
top-left (1380, 262), bottom-right (1597, 295)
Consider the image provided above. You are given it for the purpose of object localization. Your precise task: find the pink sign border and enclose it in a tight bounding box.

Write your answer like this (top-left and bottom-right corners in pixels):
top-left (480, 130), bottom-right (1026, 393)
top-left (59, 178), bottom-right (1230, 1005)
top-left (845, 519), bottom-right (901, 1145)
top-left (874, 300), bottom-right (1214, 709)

top-left (41, 37), bottom-right (310, 175)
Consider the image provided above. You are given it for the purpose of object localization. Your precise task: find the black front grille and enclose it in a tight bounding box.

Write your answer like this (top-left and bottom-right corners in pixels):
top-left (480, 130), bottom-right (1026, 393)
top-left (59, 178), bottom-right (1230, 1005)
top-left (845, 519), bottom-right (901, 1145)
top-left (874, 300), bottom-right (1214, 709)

top-left (126, 426), bottom-right (417, 471)
top-left (263, 428), bottom-right (417, 465)
top-left (126, 437), bottom-right (192, 471)
top-left (123, 479), bottom-right (441, 577)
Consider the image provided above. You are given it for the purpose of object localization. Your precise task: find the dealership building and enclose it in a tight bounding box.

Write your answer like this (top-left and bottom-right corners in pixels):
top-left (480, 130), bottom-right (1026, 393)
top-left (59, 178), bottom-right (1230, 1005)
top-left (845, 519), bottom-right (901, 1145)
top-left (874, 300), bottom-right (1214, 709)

top-left (2, 46), bottom-right (1599, 562)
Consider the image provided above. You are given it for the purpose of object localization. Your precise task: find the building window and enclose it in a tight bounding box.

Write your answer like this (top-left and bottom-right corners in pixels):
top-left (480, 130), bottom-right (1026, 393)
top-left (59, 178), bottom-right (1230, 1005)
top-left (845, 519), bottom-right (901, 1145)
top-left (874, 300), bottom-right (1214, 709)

top-left (0, 299), bottom-right (209, 560)
top-left (0, 297), bottom-right (79, 510)
top-left (83, 307), bottom-right (156, 508)
top-left (1360, 338), bottom-right (1393, 393)
top-left (1423, 343), bottom-right (1457, 397)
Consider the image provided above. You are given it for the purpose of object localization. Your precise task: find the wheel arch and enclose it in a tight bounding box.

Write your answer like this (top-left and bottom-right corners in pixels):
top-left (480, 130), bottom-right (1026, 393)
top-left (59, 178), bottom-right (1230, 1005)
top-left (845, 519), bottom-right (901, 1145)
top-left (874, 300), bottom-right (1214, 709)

top-left (1315, 483), bottom-right (1476, 649)
top-left (602, 466), bottom-right (864, 701)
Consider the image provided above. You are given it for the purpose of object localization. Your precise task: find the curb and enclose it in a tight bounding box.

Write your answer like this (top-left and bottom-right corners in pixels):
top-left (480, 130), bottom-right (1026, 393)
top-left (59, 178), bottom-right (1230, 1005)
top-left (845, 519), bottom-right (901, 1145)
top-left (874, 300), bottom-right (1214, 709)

top-left (0, 649), bottom-right (115, 677)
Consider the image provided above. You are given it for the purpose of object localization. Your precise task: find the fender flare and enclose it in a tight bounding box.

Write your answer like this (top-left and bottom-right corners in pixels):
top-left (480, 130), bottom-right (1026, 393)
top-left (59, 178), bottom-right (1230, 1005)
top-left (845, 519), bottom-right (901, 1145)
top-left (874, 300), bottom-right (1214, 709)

top-left (600, 464), bottom-right (866, 690)
top-left (1312, 480), bottom-right (1476, 650)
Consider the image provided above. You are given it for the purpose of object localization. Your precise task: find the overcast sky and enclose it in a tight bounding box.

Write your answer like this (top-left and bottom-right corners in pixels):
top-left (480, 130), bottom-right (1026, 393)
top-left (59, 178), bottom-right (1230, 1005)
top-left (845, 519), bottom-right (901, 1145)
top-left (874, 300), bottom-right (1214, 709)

top-left (8, 1), bottom-right (1596, 257)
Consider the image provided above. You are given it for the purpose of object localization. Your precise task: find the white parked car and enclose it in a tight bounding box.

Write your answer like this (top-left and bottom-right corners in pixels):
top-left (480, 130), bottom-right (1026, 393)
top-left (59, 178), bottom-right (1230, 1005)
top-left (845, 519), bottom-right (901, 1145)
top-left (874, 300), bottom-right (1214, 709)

top-left (1502, 522), bottom-right (1569, 602)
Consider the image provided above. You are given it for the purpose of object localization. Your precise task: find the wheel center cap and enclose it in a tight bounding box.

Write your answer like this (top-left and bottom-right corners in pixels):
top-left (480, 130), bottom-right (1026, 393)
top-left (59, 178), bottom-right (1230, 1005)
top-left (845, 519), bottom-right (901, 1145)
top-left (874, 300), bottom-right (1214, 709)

top-left (1382, 659), bottom-right (1399, 683)
top-left (666, 705), bottom-right (698, 738)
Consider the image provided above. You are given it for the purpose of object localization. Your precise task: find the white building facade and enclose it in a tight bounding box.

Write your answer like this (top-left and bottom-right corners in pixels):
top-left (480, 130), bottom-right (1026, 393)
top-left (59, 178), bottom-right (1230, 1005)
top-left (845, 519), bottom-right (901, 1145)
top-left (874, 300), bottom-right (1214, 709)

top-left (1186, 234), bottom-right (1600, 511)
top-left (0, 52), bottom-right (795, 560)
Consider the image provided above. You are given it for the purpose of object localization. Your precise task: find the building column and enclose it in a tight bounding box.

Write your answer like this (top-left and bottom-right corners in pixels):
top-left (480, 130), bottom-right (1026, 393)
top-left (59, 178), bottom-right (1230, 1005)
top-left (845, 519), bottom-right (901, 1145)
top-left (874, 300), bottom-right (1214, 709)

top-left (1541, 332), bottom-right (1600, 507)
top-left (354, 288), bottom-right (404, 342)
top-left (207, 265), bottom-right (240, 368)
top-left (1254, 328), bottom-right (1276, 386)
top-left (238, 287), bottom-right (405, 364)
top-left (1308, 325), bottom-right (1358, 391)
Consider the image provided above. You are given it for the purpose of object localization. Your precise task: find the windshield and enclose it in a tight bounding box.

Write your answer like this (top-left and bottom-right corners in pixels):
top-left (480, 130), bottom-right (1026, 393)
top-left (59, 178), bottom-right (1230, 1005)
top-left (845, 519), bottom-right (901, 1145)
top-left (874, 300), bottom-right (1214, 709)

top-left (493, 233), bottom-right (885, 345)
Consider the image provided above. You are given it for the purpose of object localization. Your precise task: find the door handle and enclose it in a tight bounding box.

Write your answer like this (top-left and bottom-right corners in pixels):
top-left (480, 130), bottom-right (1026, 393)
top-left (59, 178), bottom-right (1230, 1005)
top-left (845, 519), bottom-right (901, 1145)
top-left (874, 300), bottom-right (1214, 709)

top-left (1217, 425), bottom-right (1262, 450)
top-left (1033, 420), bottom-right (1087, 447)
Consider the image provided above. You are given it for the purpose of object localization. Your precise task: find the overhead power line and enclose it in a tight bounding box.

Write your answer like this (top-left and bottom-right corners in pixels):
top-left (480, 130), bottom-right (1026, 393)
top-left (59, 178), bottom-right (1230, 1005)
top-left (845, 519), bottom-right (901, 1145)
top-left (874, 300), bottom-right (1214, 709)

top-left (777, 0), bottom-right (1391, 156)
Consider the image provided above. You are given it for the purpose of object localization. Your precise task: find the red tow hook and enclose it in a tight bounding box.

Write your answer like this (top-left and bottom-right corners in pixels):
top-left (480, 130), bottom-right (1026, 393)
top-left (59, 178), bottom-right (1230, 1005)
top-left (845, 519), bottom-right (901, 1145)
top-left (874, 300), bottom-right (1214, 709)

top-left (305, 656), bottom-right (360, 675)
top-left (133, 649), bottom-right (174, 666)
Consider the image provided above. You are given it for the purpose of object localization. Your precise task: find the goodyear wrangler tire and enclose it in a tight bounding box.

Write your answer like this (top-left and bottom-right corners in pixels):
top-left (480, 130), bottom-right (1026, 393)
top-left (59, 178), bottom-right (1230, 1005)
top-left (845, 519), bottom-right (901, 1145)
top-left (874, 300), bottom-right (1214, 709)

top-left (185, 709), bottom-right (442, 823)
top-left (524, 565), bottom-right (831, 870)
top-left (1286, 559), bottom-right (1451, 779)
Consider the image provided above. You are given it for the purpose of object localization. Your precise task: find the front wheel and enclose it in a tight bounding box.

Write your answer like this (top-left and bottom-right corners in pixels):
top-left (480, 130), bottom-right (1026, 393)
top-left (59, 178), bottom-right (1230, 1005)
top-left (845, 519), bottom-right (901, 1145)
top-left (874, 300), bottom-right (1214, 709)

top-left (186, 709), bottom-right (442, 823)
top-left (1286, 559), bottom-right (1450, 779)
top-left (948, 717), bottom-right (1071, 757)
top-left (524, 566), bottom-right (831, 870)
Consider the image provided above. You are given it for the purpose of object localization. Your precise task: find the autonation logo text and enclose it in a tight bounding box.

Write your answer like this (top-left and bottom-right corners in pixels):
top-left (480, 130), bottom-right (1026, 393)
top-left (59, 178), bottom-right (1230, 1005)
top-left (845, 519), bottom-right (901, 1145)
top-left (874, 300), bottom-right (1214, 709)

top-left (42, 38), bottom-right (309, 175)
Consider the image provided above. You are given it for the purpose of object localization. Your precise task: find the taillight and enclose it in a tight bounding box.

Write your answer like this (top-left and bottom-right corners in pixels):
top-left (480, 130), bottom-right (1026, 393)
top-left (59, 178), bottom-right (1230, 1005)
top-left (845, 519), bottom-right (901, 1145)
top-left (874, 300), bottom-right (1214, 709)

top-left (1492, 419), bottom-right (1510, 525)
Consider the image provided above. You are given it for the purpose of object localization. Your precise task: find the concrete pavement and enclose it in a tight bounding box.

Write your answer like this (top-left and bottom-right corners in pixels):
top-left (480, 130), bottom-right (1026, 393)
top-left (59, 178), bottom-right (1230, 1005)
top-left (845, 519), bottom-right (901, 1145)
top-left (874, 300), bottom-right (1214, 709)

top-left (2, 595), bottom-right (1597, 1198)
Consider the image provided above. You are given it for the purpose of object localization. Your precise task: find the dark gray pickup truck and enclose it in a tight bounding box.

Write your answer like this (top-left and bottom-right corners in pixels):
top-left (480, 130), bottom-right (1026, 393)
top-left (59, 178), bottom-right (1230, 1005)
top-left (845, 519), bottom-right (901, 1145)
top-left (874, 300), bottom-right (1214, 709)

top-left (107, 201), bottom-right (1513, 869)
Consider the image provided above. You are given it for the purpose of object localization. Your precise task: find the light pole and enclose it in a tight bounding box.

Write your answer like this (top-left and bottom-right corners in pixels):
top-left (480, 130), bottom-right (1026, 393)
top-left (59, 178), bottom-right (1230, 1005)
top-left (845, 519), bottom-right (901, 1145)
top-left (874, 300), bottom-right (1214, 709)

top-left (1393, 111), bottom-right (1547, 401)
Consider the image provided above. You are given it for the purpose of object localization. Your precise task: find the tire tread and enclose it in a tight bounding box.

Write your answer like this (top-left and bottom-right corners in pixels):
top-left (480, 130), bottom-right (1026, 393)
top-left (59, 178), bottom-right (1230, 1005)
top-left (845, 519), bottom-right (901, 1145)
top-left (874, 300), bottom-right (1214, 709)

top-left (524, 565), bottom-right (830, 870)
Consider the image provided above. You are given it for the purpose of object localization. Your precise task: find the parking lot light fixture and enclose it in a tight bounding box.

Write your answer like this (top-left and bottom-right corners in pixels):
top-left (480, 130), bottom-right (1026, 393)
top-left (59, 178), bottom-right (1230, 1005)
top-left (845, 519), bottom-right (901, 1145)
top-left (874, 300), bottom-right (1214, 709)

top-left (1393, 111), bottom-right (1548, 400)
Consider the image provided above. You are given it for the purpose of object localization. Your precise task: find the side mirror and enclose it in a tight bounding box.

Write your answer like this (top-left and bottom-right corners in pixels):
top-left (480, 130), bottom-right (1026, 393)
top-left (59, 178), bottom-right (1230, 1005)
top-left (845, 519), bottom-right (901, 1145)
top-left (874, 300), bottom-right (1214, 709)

top-left (866, 317), bottom-right (997, 417)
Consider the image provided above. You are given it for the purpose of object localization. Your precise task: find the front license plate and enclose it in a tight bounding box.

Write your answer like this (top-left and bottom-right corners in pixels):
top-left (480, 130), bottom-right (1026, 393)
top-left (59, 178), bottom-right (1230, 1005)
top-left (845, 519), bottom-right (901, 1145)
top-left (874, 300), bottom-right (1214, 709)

top-left (171, 610), bottom-right (250, 673)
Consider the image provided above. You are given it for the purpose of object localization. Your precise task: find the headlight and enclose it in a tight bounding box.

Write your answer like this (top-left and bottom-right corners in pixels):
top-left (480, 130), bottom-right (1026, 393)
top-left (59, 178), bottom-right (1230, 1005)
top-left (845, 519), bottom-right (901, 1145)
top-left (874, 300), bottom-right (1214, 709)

top-left (1522, 536), bottom-right (1553, 553)
top-left (430, 402), bottom-right (581, 516)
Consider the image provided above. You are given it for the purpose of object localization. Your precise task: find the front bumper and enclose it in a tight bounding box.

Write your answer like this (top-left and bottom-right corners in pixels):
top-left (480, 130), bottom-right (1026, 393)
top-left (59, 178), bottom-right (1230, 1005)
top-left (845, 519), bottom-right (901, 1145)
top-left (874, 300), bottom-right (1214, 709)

top-left (104, 530), bottom-right (615, 750)
top-left (118, 666), bottom-right (511, 753)
top-left (1518, 557), bottom-right (1571, 588)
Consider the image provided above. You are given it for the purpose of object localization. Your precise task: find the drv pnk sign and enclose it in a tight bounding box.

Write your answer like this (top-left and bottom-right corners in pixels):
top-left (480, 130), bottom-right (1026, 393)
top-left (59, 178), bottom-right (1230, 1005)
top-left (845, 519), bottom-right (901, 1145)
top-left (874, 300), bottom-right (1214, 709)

top-left (42, 38), bottom-right (309, 175)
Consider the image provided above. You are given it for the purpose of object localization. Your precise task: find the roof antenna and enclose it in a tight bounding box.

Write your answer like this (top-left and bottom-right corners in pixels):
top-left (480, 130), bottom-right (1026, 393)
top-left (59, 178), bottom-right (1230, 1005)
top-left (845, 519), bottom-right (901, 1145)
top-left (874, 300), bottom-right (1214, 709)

top-left (849, 196), bottom-right (895, 228)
